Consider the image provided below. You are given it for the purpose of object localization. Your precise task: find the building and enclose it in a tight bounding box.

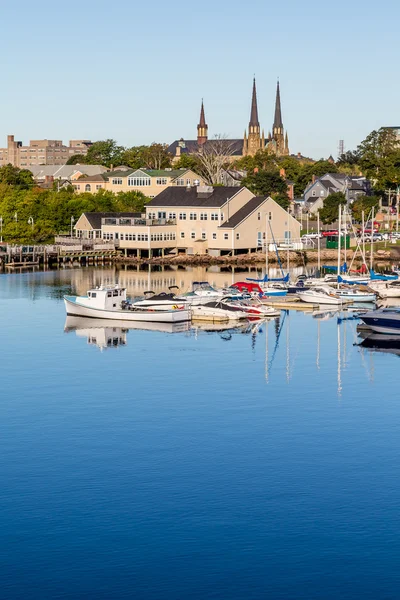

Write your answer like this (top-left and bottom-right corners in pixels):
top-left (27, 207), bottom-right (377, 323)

top-left (304, 173), bottom-right (370, 212)
top-left (74, 185), bottom-right (301, 257)
top-left (29, 164), bottom-right (108, 183)
top-left (73, 167), bottom-right (206, 197)
top-left (75, 212), bottom-right (142, 239)
top-left (0, 135), bottom-right (92, 167)
top-left (168, 79), bottom-right (290, 163)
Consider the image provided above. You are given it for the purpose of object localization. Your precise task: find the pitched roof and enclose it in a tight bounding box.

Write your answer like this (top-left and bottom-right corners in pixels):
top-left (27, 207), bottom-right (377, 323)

top-left (167, 139), bottom-right (244, 157)
top-left (76, 173), bottom-right (107, 182)
top-left (273, 80), bottom-right (283, 129)
top-left (199, 100), bottom-right (207, 127)
top-left (102, 168), bottom-right (193, 180)
top-left (28, 164), bottom-right (108, 180)
top-left (147, 186), bottom-right (246, 207)
top-left (219, 196), bottom-right (266, 228)
top-left (83, 212), bottom-right (142, 230)
top-left (249, 78), bottom-right (260, 127)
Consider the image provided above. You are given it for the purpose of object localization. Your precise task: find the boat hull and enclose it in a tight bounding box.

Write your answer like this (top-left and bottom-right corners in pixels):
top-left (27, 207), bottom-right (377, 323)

top-left (359, 316), bottom-right (400, 335)
top-left (296, 292), bottom-right (344, 305)
top-left (64, 297), bottom-right (191, 322)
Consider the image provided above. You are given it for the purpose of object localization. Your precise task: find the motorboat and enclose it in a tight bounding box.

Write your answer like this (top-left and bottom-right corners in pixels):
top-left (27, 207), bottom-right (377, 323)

top-left (296, 285), bottom-right (350, 305)
top-left (359, 307), bottom-right (400, 335)
top-left (176, 281), bottom-right (236, 305)
top-left (232, 281), bottom-right (288, 298)
top-left (191, 298), bottom-right (251, 322)
top-left (132, 290), bottom-right (189, 310)
top-left (222, 296), bottom-right (280, 317)
top-left (64, 284), bottom-right (191, 322)
top-left (368, 281), bottom-right (400, 298)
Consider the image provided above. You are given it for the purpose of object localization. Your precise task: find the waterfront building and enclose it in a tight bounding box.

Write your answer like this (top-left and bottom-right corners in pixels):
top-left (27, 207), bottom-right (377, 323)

top-left (73, 167), bottom-right (206, 197)
top-left (74, 185), bottom-right (301, 257)
top-left (0, 135), bottom-right (92, 167)
top-left (169, 79), bottom-right (290, 163)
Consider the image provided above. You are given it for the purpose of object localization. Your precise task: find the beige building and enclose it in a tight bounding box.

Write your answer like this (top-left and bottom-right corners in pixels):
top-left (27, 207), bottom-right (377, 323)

top-left (74, 186), bottom-right (301, 257)
top-left (0, 135), bottom-right (92, 167)
top-left (73, 167), bottom-right (206, 197)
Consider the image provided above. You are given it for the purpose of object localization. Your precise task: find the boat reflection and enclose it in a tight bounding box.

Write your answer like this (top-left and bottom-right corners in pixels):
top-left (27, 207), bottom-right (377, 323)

top-left (64, 316), bottom-right (190, 350)
top-left (357, 331), bottom-right (400, 358)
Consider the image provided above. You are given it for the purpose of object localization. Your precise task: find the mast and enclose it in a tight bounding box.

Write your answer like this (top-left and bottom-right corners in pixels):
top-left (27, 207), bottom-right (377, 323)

top-left (370, 207), bottom-right (375, 272)
top-left (337, 204), bottom-right (342, 288)
top-left (362, 210), bottom-right (366, 269)
top-left (317, 212), bottom-right (321, 272)
top-left (265, 213), bottom-right (269, 278)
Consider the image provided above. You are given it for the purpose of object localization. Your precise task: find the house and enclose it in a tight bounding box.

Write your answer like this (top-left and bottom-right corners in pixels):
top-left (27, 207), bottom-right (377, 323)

top-left (73, 167), bottom-right (206, 197)
top-left (74, 212), bottom-right (142, 239)
top-left (74, 185), bottom-right (301, 258)
top-left (304, 172), bottom-right (370, 207)
top-left (29, 164), bottom-right (108, 182)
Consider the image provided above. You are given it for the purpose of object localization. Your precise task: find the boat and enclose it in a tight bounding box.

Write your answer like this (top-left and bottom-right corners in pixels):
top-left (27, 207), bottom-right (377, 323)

top-left (296, 285), bottom-right (350, 305)
top-left (359, 308), bottom-right (400, 334)
top-left (222, 296), bottom-right (280, 317)
top-left (357, 332), bottom-right (400, 357)
top-left (64, 284), bottom-right (191, 322)
top-left (190, 299), bottom-right (251, 322)
top-left (132, 290), bottom-right (189, 310)
top-left (335, 288), bottom-right (377, 303)
top-left (369, 269), bottom-right (398, 282)
top-left (368, 280), bottom-right (400, 298)
top-left (176, 281), bottom-right (236, 305)
top-left (232, 281), bottom-right (288, 298)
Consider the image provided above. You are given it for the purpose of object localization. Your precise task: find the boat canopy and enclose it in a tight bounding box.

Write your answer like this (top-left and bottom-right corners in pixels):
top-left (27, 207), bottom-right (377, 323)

top-left (246, 273), bottom-right (289, 283)
top-left (370, 270), bottom-right (398, 281)
top-left (322, 262), bottom-right (347, 273)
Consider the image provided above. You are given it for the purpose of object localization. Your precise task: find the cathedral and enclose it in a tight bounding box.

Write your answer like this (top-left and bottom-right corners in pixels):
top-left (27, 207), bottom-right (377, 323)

top-left (168, 79), bottom-right (290, 160)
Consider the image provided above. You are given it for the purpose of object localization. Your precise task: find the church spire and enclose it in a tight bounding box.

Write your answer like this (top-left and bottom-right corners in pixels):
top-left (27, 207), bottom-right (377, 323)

top-left (273, 80), bottom-right (283, 130)
top-left (249, 77), bottom-right (259, 128)
top-left (197, 99), bottom-right (208, 145)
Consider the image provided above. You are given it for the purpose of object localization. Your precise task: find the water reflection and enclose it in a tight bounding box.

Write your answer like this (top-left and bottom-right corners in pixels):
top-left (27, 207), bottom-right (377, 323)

top-left (357, 331), bottom-right (400, 358)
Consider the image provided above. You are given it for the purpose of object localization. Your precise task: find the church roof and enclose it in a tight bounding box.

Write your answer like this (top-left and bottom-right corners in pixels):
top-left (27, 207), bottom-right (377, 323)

top-left (273, 81), bottom-right (283, 129)
top-left (198, 100), bottom-right (207, 127)
top-left (249, 78), bottom-right (260, 127)
top-left (168, 139), bottom-right (244, 156)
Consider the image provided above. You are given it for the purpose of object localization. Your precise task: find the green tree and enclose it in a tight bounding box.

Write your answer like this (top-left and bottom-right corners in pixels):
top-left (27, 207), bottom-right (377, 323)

top-left (84, 139), bottom-right (125, 168)
top-left (66, 154), bottom-right (87, 165)
top-left (318, 192), bottom-right (347, 224)
top-left (173, 153), bottom-right (199, 171)
top-left (0, 164), bottom-right (34, 189)
top-left (351, 195), bottom-right (380, 222)
top-left (242, 169), bottom-right (288, 197)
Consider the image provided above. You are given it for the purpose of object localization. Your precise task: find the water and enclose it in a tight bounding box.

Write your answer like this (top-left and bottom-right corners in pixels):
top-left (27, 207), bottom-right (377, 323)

top-left (1, 267), bottom-right (400, 599)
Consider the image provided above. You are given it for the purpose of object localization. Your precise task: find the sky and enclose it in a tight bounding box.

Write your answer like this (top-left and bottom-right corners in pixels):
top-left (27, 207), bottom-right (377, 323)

top-left (1, 0), bottom-right (399, 159)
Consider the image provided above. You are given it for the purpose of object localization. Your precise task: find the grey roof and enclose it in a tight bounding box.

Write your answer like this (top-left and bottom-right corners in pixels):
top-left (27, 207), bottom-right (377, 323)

top-left (147, 186), bottom-right (246, 208)
top-left (319, 178), bottom-right (338, 192)
top-left (219, 196), bottom-right (266, 228)
top-left (83, 212), bottom-right (142, 230)
top-left (168, 139), bottom-right (244, 157)
top-left (29, 164), bottom-right (108, 180)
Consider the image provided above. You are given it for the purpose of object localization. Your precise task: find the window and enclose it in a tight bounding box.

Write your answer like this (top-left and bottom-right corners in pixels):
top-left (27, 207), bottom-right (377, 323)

top-left (200, 213), bottom-right (208, 220)
top-left (211, 213), bottom-right (218, 221)
top-left (320, 190), bottom-right (325, 196)
top-left (312, 190), bottom-right (316, 196)
top-left (189, 213), bottom-right (197, 220)
top-left (180, 232), bottom-right (185, 238)
top-left (284, 231), bottom-right (291, 240)
top-left (179, 213), bottom-right (186, 220)
top-left (158, 212), bottom-right (166, 219)
top-left (220, 213), bottom-right (224, 221)
top-left (148, 212), bottom-right (156, 219)
top-left (201, 232), bottom-right (206, 240)
top-left (258, 212), bottom-right (261, 221)
top-left (96, 184), bottom-right (102, 190)
top-left (128, 177), bottom-right (151, 187)
top-left (224, 233), bottom-right (229, 240)
top-left (112, 178), bottom-right (123, 185)
top-left (191, 232), bottom-right (196, 239)
top-left (212, 233), bottom-right (217, 240)
top-left (268, 212), bottom-right (272, 221)
top-left (168, 212), bottom-right (176, 219)
top-left (156, 178), bottom-right (167, 185)
top-left (85, 184), bottom-right (91, 192)
top-left (186, 178), bottom-right (191, 186)
top-left (175, 178), bottom-right (185, 186)
top-left (236, 233), bottom-right (240, 240)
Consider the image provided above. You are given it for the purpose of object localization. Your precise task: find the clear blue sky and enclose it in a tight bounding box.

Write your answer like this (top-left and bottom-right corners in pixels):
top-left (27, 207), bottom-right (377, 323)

top-left (2, 0), bottom-right (399, 159)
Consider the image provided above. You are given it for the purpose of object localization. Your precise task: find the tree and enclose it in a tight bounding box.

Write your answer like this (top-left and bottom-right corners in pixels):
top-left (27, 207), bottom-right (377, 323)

top-left (0, 164), bottom-right (34, 189)
top-left (355, 128), bottom-right (400, 190)
top-left (84, 139), bottom-right (124, 168)
top-left (319, 192), bottom-right (347, 224)
top-left (351, 195), bottom-right (380, 222)
top-left (66, 154), bottom-right (87, 165)
top-left (193, 135), bottom-right (236, 185)
top-left (173, 153), bottom-right (200, 171)
top-left (242, 169), bottom-right (288, 197)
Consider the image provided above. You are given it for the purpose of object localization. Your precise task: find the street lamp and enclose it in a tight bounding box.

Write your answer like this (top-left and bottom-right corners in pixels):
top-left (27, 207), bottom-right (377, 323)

top-left (70, 216), bottom-right (75, 238)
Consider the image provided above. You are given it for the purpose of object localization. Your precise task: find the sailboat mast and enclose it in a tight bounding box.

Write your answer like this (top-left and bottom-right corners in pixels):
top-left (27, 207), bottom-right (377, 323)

top-left (317, 212), bottom-right (321, 272)
top-left (265, 213), bottom-right (269, 278)
top-left (362, 210), bottom-right (366, 269)
top-left (337, 204), bottom-right (342, 288)
top-left (370, 207), bottom-right (375, 272)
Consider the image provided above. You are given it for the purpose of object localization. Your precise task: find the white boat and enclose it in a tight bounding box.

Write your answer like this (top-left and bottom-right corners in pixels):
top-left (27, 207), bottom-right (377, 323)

top-left (335, 289), bottom-right (376, 303)
top-left (368, 281), bottom-right (400, 298)
top-left (222, 297), bottom-right (280, 317)
top-left (191, 299), bottom-right (250, 322)
top-left (132, 290), bottom-right (189, 310)
top-left (64, 285), bottom-right (191, 323)
top-left (297, 286), bottom-right (350, 305)
top-left (176, 281), bottom-right (230, 305)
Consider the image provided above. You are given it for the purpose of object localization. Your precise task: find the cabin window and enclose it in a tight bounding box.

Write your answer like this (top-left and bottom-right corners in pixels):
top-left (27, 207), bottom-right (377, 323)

top-left (113, 290), bottom-right (118, 296)
top-left (91, 292), bottom-right (97, 298)
top-left (107, 291), bottom-right (112, 297)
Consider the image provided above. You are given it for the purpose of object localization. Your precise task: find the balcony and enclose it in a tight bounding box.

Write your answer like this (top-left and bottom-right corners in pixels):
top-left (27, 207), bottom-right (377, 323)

top-left (101, 218), bottom-right (176, 227)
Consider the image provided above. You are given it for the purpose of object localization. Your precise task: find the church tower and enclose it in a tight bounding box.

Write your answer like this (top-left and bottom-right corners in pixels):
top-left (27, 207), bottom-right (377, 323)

top-left (272, 80), bottom-right (289, 156)
top-left (197, 100), bottom-right (208, 146)
top-left (243, 78), bottom-right (263, 156)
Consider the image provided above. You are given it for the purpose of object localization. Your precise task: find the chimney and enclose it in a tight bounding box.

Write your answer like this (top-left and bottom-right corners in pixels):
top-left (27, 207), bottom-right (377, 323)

top-left (280, 167), bottom-right (286, 178)
top-left (175, 146), bottom-right (181, 158)
top-left (45, 175), bottom-right (54, 184)
top-left (110, 164), bottom-right (114, 171)
top-left (312, 174), bottom-right (316, 184)
top-left (254, 167), bottom-right (259, 174)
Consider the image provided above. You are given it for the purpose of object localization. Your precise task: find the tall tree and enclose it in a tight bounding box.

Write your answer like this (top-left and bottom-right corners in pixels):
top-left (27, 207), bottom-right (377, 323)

top-left (242, 169), bottom-right (288, 197)
top-left (84, 139), bottom-right (125, 168)
top-left (0, 164), bottom-right (34, 189)
top-left (193, 135), bottom-right (236, 185)
top-left (318, 191), bottom-right (347, 224)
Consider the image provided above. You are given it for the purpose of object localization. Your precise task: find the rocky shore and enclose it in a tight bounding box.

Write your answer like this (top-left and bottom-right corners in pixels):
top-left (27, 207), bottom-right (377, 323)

top-left (115, 248), bottom-right (397, 267)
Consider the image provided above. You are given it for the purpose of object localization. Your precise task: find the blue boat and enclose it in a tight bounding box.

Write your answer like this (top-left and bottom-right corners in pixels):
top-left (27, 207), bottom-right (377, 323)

top-left (370, 270), bottom-right (398, 281)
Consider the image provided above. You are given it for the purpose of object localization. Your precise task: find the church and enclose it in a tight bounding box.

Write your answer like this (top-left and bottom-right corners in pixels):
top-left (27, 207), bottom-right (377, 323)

top-left (168, 79), bottom-right (290, 161)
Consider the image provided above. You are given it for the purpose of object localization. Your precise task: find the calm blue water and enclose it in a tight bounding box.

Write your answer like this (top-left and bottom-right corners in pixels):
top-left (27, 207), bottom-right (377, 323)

top-left (1, 268), bottom-right (400, 599)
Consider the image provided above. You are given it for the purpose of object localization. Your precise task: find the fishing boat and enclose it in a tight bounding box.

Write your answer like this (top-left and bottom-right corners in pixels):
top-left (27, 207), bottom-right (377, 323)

top-left (64, 285), bottom-right (191, 322)
top-left (359, 308), bottom-right (400, 334)
top-left (296, 285), bottom-right (349, 305)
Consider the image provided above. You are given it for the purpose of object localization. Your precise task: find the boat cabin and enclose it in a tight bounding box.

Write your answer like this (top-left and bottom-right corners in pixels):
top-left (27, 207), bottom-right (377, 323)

top-left (76, 285), bottom-right (127, 311)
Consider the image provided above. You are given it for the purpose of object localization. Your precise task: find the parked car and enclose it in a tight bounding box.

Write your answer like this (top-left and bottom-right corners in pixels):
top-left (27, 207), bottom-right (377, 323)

top-left (364, 233), bottom-right (383, 242)
top-left (301, 233), bottom-right (323, 239)
top-left (321, 230), bottom-right (339, 237)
